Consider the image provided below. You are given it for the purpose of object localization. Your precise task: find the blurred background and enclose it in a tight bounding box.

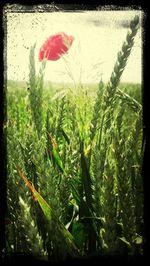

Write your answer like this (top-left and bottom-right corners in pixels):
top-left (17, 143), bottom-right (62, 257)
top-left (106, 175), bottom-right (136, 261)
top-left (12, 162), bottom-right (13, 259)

top-left (5, 9), bottom-right (143, 84)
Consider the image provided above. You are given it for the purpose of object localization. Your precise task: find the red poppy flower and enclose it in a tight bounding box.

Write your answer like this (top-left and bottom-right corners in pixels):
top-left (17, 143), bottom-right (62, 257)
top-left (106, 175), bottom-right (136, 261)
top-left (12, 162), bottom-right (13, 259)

top-left (39, 32), bottom-right (74, 61)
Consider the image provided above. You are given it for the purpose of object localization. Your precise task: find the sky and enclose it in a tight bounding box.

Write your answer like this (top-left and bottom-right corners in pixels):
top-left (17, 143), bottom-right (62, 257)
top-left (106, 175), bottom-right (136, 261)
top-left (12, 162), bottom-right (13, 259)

top-left (5, 8), bottom-right (143, 84)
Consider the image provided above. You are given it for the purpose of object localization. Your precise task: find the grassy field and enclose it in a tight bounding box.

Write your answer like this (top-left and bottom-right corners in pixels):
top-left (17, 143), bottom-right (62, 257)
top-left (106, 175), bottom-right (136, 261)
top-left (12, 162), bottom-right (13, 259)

top-left (5, 15), bottom-right (144, 262)
top-left (6, 79), bottom-right (143, 259)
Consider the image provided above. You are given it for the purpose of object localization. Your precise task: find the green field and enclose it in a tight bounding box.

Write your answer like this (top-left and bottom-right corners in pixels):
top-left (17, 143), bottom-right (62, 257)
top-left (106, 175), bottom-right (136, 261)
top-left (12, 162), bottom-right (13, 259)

top-left (6, 79), bottom-right (143, 259)
top-left (5, 15), bottom-right (144, 262)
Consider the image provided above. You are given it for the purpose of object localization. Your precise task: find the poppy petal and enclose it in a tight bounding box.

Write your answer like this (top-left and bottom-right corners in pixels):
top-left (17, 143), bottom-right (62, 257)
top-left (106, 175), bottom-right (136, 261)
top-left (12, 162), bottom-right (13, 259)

top-left (39, 32), bottom-right (74, 61)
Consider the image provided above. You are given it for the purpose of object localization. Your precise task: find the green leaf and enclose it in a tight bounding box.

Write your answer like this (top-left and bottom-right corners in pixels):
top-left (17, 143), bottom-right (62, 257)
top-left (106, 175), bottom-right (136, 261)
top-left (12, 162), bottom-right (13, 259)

top-left (17, 168), bottom-right (80, 257)
top-left (80, 140), bottom-right (93, 211)
top-left (65, 202), bottom-right (78, 230)
top-left (72, 221), bottom-right (85, 249)
top-left (17, 168), bottom-right (52, 220)
top-left (70, 179), bottom-right (81, 206)
top-left (52, 148), bottom-right (65, 173)
top-left (118, 237), bottom-right (131, 247)
top-left (48, 132), bottom-right (65, 173)
top-left (61, 128), bottom-right (70, 145)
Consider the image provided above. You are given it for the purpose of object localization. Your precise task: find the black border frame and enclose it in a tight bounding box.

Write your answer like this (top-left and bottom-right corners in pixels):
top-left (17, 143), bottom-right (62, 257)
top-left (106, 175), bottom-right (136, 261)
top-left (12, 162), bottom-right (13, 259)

top-left (0, 1), bottom-right (149, 265)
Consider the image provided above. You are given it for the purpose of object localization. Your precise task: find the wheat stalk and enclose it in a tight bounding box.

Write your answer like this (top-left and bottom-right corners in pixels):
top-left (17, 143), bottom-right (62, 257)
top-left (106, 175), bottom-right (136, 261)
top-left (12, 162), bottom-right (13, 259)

top-left (102, 15), bottom-right (140, 126)
top-left (116, 88), bottom-right (142, 112)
